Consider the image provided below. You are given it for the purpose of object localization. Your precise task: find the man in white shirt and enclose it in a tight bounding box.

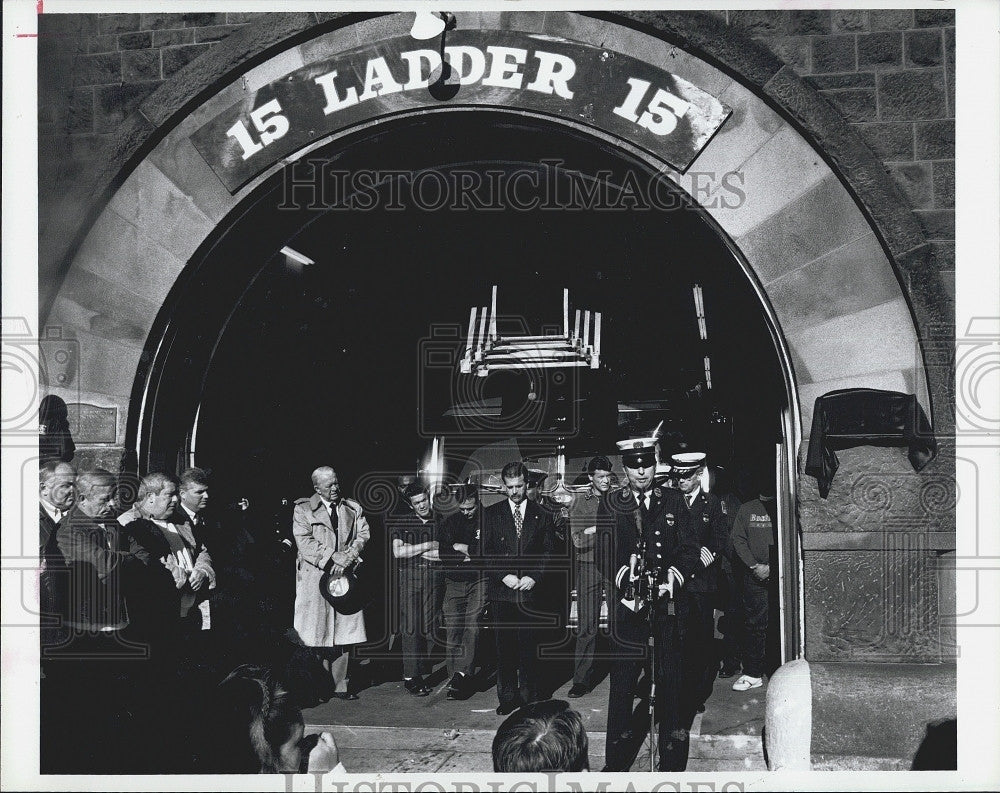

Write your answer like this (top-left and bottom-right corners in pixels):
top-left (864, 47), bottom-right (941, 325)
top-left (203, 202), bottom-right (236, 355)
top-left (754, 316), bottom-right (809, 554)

top-left (119, 472), bottom-right (215, 634)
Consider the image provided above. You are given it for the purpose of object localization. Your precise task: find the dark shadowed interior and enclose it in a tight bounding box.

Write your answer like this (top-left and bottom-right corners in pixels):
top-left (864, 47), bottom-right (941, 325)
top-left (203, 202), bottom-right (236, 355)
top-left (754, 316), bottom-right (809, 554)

top-left (137, 111), bottom-right (785, 509)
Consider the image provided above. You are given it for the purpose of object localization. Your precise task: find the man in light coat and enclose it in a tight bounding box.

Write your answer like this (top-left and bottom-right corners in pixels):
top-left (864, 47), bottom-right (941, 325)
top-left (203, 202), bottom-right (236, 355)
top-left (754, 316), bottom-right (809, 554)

top-left (292, 466), bottom-right (369, 700)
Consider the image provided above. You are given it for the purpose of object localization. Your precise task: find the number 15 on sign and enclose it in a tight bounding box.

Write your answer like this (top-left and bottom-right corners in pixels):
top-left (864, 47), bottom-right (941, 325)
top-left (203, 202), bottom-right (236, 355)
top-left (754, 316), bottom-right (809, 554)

top-left (226, 99), bottom-right (290, 160)
top-left (612, 78), bottom-right (691, 136)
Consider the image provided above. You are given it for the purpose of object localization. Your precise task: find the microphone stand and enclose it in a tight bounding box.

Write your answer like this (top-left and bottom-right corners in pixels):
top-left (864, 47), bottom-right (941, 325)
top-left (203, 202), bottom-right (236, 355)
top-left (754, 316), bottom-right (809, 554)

top-left (645, 565), bottom-right (676, 772)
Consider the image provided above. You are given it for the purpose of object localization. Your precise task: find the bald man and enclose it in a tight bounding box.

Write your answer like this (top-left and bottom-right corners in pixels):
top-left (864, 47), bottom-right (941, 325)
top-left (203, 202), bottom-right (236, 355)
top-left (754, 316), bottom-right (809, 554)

top-left (292, 466), bottom-right (369, 700)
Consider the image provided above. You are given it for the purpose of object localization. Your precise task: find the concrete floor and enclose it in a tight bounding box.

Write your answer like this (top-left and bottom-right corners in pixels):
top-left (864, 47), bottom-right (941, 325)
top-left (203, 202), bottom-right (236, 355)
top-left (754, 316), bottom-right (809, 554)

top-left (303, 664), bottom-right (767, 773)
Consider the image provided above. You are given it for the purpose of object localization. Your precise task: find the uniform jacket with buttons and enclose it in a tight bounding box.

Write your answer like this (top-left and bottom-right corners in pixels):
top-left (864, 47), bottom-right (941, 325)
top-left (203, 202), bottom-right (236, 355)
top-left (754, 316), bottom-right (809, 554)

top-left (481, 498), bottom-right (555, 604)
top-left (596, 485), bottom-right (700, 602)
top-left (683, 490), bottom-right (730, 594)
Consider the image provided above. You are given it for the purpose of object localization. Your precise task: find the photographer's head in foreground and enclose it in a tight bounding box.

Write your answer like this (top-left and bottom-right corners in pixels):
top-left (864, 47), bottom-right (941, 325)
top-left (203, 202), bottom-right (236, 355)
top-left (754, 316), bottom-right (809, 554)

top-left (492, 699), bottom-right (589, 772)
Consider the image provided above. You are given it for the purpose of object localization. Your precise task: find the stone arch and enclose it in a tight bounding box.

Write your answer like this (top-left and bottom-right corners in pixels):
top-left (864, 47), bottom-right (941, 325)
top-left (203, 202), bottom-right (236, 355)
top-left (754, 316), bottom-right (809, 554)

top-left (42, 10), bottom-right (939, 464)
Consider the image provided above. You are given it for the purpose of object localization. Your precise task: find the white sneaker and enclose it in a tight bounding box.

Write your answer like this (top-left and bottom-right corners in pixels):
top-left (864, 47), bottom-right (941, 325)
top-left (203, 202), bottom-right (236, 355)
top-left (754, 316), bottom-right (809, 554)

top-left (732, 674), bottom-right (763, 691)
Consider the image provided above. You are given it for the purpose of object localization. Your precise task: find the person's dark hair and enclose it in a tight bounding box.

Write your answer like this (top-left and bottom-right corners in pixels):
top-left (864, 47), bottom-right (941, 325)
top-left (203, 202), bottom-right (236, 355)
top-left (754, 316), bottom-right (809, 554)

top-left (911, 718), bottom-right (956, 770)
top-left (492, 699), bottom-right (589, 772)
top-left (209, 664), bottom-right (304, 773)
top-left (402, 482), bottom-right (428, 501)
top-left (587, 455), bottom-right (613, 474)
top-left (454, 484), bottom-right (479, 503)
top-left (500, 461), bottom-right (528, 484)
top-left (179, 467), bottom-right (209, 490)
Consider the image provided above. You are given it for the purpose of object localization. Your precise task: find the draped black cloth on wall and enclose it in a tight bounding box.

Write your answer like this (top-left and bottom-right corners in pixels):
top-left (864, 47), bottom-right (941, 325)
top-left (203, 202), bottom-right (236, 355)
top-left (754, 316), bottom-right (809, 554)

top-left (805, 388), bottom-right (937, 499)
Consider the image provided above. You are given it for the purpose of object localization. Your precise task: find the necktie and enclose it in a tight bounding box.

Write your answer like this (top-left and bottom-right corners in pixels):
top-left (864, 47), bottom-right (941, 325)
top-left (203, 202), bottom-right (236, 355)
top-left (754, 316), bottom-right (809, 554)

top-left (513, 504), bottom-right (523, 538)
top-left (328, 503), bottom-right (338, 529)
top-left (687, 494), bottom-right (695, 508)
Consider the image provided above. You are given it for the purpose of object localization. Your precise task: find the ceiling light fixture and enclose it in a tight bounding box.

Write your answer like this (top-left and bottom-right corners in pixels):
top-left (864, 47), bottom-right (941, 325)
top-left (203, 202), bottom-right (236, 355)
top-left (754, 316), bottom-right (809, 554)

top-left (281, 246), bottom-right (315, 266)
top-left (410, 11), bottom-right (453, 40)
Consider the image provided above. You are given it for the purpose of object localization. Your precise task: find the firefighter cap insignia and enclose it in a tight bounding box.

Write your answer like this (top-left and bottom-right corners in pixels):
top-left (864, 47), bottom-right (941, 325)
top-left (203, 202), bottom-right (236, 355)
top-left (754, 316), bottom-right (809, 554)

top-left (617, 437), bottom-right (658, 468)
top-left (671, 452), bottom-right (706, 476)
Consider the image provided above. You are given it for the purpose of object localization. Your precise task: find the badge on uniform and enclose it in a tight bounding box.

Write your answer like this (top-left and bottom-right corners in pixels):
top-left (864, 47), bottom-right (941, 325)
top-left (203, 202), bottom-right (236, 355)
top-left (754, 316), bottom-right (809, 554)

top-left (703, 514), bottom-right (710, 523)
top-left (665, 512), bottom-right (675, 526)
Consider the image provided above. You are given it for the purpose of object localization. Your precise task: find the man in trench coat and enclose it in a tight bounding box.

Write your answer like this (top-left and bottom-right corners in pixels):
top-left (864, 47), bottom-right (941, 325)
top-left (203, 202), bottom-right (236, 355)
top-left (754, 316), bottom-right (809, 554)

top-left (292, 466), bottom-right (369, 700)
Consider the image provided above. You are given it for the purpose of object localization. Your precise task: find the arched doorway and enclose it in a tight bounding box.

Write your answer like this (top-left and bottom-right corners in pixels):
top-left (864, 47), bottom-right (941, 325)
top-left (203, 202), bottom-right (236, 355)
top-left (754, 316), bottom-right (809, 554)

top-left (40, 10), bottom-right (945, 714)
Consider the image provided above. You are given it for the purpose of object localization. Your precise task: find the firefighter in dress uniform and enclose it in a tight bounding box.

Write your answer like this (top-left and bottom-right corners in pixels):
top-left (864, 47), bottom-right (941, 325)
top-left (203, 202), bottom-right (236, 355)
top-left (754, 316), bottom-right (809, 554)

top-left (597, 438), bottom-right (700, 772)
top-left (672, 452), bottom-right (731, 724)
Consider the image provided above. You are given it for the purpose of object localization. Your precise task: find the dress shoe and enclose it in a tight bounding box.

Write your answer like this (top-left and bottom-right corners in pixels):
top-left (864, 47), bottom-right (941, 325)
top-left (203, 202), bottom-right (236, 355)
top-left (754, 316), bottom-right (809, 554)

top-left (732, 674), bottom-right (763, 691)
top-left (404, 677), bottom-right (431, 697)
top-left (446, 673), bottom-right (471, 700)
top-left (496, 700), bottom-right (521, 716)
top-left (567, 683), bottom-right (589, 698)
top-left (331, 691), bottom-right (359, 701)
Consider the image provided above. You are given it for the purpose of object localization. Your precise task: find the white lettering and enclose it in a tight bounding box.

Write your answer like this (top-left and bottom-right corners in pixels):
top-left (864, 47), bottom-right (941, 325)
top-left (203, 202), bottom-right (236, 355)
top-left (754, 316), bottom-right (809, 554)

top-left (358, 56), bottom-right (404, 102)
top-left (314, 69), bottom-right (359, 114)
top-left (400, 49), bottom-right (442, 90)
top-left (250, 99), bottom-right (289, 146)
top-left (483, 45), bottom-right (527, 89)
top-left (612, 77), bottom-right (649, 123)
top-left (638, 86), bottom-right (690, 135)
top-left (225, 99), bottom-right (289, 160)
top-left (526, 50), bottom-right (575, 98)
top-left (444, 45), bottom-right (487, 85)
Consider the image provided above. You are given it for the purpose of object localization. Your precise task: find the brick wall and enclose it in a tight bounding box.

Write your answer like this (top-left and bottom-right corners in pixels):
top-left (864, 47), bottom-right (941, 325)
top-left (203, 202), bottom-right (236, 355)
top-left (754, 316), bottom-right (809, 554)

top-left (39, 9), bottom-right (955, 305)
top-left (38, 12), bottom-right (252, 241)
top-left (718, 8), bottom-right (956, 303)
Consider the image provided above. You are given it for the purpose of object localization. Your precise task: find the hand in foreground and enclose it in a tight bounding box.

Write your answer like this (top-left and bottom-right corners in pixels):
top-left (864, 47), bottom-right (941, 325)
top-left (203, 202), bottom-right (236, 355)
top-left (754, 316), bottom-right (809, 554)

top-left (657, 568), bottom-right (677, 598)
top-left (516, 576), bottom-right (536, 591)
top-left (306, 731), bottom-right (341, 774)
top-left (502, 574), bottom-right (520, 589)
top-left (331, 551), bottom-right (352, 568)
top-left (327, 559), bottom-right (346, 578)
top-left (753, 563), bottom-right (770, 581)
top-left (188, 568), bottom-right (208, 590)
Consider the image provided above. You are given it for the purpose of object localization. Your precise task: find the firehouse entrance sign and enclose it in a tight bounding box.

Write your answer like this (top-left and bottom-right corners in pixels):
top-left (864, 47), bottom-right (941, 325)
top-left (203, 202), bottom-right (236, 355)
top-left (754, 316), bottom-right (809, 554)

top-left (191, 30), bottom-right (732, 193)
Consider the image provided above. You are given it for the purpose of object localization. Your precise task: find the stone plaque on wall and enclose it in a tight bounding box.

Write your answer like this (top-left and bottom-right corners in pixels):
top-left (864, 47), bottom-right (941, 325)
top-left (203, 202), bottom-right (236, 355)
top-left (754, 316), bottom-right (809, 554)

top-left (66, 403), bottom-right (117, 444)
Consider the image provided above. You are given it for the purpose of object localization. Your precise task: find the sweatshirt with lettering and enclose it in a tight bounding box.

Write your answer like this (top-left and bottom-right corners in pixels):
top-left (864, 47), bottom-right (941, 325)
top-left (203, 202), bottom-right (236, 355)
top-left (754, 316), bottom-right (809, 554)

top-left (731, 498), bottom-right (777, 570)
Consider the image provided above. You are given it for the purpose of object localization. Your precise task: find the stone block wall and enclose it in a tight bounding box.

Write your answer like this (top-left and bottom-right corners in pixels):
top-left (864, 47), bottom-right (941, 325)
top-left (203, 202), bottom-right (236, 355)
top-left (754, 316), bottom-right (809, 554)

top-left (39, 10), bottom-right (956, 317)
top-left (719, 8), bottom-right (955, 308)
top-left (35, 10), bottom-right (957, 665)
top-left (38, 12), bottom-right (253, 265)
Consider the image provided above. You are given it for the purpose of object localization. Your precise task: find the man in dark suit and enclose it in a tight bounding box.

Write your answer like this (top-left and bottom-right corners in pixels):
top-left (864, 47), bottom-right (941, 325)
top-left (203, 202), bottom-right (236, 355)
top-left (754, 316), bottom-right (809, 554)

top-left (48, 469), bottom-right (172, 773)
top-left (672, 452), bottom-right (730, 724)
top-left (483, 461), bottom-right (555, 715)
top-left (597, 439), bottom-right (700, 772)
top-left (39, 460), bottom-right (76, 651)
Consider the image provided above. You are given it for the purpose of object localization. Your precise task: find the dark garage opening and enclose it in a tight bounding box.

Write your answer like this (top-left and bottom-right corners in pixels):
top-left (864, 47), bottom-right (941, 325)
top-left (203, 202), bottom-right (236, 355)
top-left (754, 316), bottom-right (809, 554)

top-left (138, 110), bottom-right (786, 508)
